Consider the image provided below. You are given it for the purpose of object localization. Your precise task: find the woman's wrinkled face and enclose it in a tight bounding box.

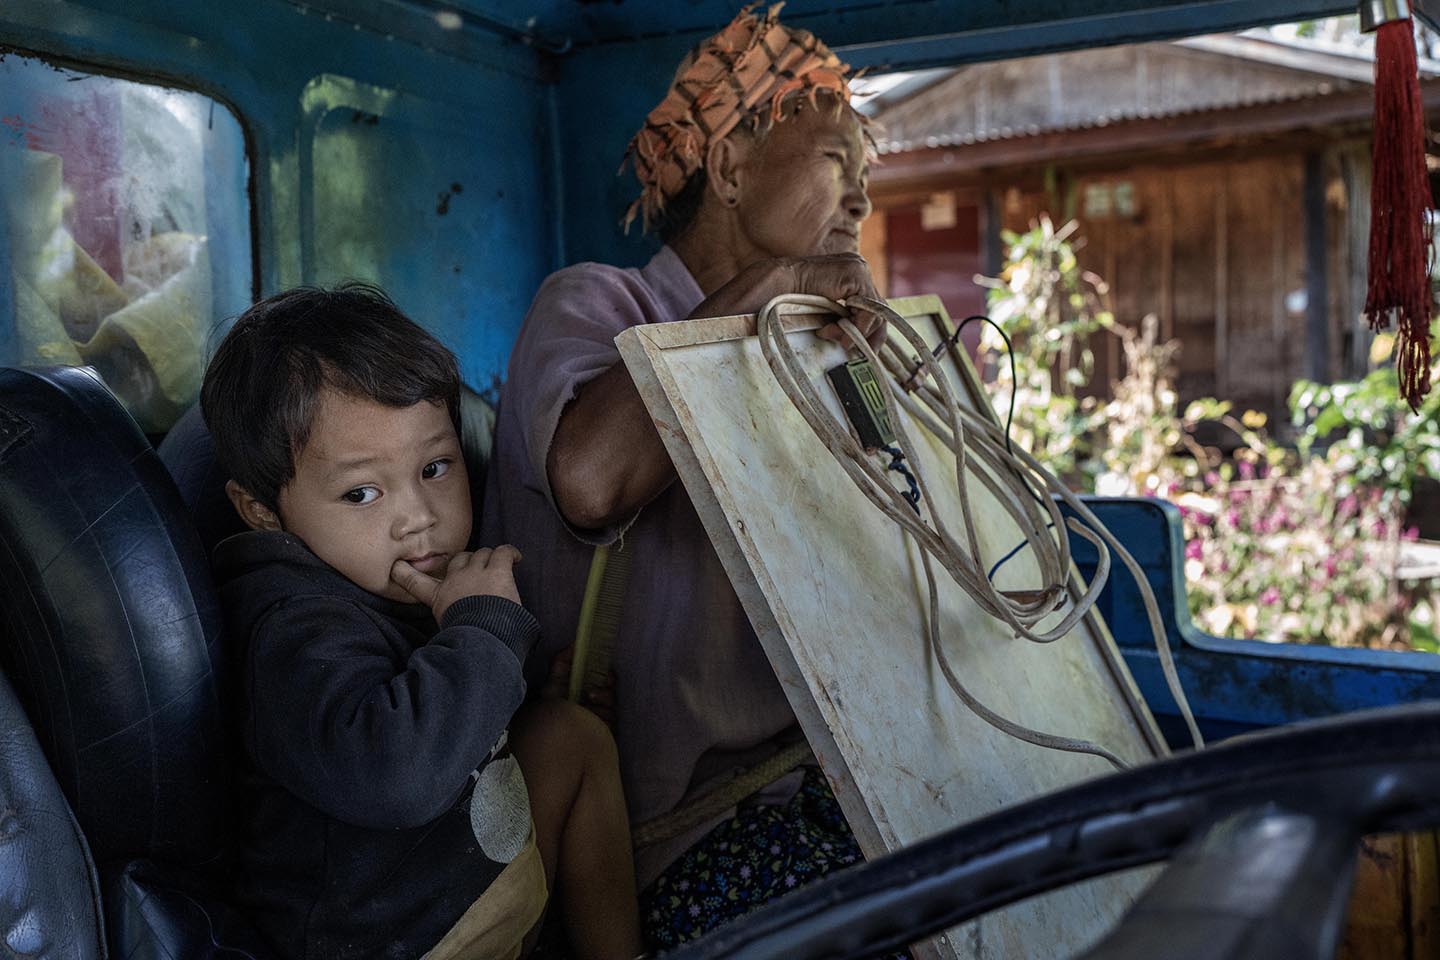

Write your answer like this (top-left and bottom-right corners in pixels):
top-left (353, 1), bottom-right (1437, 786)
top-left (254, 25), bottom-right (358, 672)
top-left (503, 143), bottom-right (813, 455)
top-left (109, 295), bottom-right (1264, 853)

top-left (735, 100), bottom-right (871, 259)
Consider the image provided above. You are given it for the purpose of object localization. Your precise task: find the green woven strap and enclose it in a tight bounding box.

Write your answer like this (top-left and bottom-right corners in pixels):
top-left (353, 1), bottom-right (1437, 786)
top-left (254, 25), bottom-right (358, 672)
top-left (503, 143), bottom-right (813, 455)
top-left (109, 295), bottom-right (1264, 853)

top-left (569, 542), bottom-right (630, 703)
top-left (570, 544), bottom-right (813, 850)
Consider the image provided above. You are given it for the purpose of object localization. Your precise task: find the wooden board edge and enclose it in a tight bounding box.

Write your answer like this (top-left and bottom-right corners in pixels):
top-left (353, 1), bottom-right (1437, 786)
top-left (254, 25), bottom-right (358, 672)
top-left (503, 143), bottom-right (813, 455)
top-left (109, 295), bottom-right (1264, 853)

top-left (615, 323), bottom-right (897, 858)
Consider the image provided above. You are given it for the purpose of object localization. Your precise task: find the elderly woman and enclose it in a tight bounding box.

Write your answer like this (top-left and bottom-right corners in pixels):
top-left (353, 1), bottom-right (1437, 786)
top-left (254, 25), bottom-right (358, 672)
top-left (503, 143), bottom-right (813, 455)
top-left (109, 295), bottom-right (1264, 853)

top-left (481, 5), bottom-right (892, 950)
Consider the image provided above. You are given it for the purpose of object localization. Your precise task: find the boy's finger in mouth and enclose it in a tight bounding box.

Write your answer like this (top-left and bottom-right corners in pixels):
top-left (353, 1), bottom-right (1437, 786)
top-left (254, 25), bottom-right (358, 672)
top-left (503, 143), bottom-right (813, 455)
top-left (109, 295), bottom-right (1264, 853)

top-left (403, 552), bottom-right (449, 575)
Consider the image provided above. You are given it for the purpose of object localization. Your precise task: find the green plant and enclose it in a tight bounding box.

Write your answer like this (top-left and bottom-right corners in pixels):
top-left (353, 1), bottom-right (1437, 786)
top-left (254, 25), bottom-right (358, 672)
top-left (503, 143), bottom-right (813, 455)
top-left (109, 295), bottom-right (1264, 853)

top-left (976, 218), bottom-right (1430, 650)
top-left (977, 216), bottom-right (1114, 483)
top-left (1289, 322), bottom-right (1440, 514)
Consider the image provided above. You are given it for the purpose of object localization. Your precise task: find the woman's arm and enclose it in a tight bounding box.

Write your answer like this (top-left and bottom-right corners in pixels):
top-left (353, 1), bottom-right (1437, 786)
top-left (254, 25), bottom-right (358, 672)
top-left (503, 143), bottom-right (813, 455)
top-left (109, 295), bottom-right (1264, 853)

top-left (547, 254), bottom-right (884, 530)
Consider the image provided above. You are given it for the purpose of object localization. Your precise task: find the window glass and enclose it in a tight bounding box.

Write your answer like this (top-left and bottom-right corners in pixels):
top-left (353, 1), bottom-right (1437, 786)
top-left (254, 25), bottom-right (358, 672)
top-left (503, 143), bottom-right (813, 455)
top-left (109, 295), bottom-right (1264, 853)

top-left (0, 52), bottom-right (252, 433)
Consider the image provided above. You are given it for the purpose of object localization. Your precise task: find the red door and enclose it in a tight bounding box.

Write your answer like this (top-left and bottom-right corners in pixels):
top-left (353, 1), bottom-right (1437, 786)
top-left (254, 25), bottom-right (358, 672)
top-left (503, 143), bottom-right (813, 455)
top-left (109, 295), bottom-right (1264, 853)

top-left (884, 200), bottom-right (987, 355)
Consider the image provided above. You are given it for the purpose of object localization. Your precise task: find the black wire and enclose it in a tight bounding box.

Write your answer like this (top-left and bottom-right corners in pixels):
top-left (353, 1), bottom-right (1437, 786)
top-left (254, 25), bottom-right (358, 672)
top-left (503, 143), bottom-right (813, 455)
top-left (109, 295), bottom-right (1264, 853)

top-left (940, 315), bottom-right (1018, 457)
top-left (987, 521), bottom-right (1057, 582)
top-left (937, 315), bottom-right (1047, 509)
top-left (881, 311), bottom-right (1048, 564)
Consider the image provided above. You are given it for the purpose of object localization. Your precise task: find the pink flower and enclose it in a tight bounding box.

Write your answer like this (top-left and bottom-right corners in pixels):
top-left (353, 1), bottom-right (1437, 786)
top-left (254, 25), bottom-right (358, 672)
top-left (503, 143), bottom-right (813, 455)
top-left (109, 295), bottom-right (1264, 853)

top-left (1338, 494), bottom-right (1358, 518)
top-left (1404, 526), bottom-right (1420, 542)
top-left (1225, 510), bottom-right (1241, 527)
top-left (1185, 540), bottom-right (1203, 560)
top-left (1323, 557), bottom-right (1338, 579)
top-left (1260, 587), bottom-right (1281, 606)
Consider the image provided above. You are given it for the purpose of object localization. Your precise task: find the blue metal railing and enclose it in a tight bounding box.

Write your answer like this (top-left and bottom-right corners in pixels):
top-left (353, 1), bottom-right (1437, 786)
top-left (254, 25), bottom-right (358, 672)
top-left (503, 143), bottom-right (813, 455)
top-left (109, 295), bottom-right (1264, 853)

top-left (1068, 496), bottom-right (1440, 746)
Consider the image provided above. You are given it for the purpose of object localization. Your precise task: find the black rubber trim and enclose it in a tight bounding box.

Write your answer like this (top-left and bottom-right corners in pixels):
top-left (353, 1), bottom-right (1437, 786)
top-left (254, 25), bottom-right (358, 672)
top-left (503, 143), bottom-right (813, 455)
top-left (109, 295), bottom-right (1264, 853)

top-left (666, 702), bottom-right (1440, 959)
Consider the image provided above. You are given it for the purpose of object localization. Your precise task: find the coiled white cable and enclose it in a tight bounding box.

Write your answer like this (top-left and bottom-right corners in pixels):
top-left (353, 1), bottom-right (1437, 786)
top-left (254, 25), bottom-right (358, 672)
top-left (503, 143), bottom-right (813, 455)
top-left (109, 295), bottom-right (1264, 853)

top-left (755, 293), bottom-right (1204, 769)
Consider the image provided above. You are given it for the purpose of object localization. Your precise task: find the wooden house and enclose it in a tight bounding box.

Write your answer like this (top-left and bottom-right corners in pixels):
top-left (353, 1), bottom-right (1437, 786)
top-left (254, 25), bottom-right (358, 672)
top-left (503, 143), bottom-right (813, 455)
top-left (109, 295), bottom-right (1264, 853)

top-left (859, 32), bottom-right (1440, 430)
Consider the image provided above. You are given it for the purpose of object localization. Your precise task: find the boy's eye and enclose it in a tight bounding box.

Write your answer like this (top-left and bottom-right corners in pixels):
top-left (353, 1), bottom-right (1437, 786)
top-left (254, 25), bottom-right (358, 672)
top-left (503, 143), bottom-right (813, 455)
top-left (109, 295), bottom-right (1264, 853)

top-left (342, 486), bottom-right (380, 505)
top-left (422, 458), bottom-right (452, 480)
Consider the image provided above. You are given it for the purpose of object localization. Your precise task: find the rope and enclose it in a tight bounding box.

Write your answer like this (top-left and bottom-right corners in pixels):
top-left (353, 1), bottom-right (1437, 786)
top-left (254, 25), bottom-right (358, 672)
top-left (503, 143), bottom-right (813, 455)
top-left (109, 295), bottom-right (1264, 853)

top-left (630, 740), bottom-right (815, 849)
top-left (754, 294), bottom-right (1204, 769)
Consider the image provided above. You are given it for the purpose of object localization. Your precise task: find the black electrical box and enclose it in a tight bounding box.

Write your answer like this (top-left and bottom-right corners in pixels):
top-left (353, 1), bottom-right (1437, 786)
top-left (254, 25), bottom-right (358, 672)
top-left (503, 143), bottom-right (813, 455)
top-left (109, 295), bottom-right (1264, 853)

top-left (826, 358), bottom-right (895, 449)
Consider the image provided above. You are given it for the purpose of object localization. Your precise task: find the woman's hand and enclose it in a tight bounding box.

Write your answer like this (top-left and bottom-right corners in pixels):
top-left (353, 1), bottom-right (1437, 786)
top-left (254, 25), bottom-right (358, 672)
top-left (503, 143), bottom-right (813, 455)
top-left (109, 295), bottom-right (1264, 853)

top-left (693, 253), bottom-right (887, 350)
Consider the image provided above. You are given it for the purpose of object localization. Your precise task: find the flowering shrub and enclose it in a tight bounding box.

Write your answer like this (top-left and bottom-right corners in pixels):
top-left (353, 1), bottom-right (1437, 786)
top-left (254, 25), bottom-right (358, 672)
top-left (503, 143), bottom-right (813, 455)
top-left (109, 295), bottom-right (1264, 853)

top-left (976, 216), bottom-right (1113, 484)
top-left (1290, 324), bottom-right (1440, 513)
top-left (979, 220), bottom-right (1436, 649)
top-left (1171, 453), bottom-right (1412, 647)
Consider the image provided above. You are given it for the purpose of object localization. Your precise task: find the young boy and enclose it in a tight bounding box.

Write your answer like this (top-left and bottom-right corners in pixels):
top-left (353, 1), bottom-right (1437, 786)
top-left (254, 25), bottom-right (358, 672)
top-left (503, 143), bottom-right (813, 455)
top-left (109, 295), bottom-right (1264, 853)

top-left (201, 282), bottom-right (640, 960)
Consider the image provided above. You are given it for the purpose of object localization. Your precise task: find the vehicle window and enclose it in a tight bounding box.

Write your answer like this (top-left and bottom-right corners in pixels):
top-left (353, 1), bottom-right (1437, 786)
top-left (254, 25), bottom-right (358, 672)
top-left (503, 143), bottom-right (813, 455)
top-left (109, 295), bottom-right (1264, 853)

top-left (0, 51), bottom-right (252, 433)
top-left (856, 16), bottom-right (1440, 653)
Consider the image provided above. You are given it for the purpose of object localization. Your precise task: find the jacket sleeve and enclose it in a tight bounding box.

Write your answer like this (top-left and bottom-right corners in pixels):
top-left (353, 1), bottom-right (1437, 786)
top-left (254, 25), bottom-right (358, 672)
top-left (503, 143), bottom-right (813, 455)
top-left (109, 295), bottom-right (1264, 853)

top-left (244, 593), bottom-right (539, 830)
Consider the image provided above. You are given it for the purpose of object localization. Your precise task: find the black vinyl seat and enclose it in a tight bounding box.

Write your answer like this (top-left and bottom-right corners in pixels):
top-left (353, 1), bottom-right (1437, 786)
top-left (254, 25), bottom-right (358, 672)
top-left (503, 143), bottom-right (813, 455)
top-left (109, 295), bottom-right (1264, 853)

top-left (0, 365), bottom-right (269, 959)
top-left (0, 365), bottom-right (499, 959)
top-left (0, 664), bottom-right (104, 959)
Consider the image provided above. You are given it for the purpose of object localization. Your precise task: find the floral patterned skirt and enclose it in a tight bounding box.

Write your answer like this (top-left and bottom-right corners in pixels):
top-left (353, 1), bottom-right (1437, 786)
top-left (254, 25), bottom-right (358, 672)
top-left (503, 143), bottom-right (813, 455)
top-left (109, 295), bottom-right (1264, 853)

top-left (640, 766), bottom-right (909, 958)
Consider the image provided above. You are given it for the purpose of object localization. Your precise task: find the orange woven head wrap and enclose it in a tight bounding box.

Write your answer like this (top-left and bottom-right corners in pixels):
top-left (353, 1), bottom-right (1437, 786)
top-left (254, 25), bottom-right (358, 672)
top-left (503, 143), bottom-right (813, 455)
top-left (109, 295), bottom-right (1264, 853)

top-left (622, 2), bottom-right (855, 233)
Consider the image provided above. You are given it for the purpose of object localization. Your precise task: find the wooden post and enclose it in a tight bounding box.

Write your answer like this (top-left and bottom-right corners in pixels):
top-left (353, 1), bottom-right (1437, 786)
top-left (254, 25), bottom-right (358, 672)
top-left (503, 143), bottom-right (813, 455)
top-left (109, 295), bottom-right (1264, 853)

top-left (1215, 173), bottom-right (1230, 399)
top-left (981, 188), bottom-right (1002, 278)
top-left (1274, 173), bottom-right (1289, 416)
top-left (1305, 151), bottom-right (1331, 383)
top-left (1161, 174), bottom-right (1175, 344)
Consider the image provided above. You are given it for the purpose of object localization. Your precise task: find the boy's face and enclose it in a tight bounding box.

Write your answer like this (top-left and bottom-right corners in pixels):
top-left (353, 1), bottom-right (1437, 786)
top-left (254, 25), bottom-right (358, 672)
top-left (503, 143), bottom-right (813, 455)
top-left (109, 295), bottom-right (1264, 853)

top-left (272, 387), bottom-right (472, 603)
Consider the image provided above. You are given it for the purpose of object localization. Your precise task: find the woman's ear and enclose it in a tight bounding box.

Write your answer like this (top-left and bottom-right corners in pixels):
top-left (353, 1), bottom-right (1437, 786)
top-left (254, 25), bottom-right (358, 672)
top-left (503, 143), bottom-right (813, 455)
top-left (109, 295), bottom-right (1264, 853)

top-left (706, 132), bottom-right (752, 209)
top-left (225, 480), bottom-right (282, 531)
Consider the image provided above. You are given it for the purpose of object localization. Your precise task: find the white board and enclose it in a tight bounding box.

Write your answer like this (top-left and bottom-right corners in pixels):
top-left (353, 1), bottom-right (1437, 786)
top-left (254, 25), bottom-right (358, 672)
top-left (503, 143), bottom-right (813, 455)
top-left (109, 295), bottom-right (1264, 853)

top-left (617, 295), bottom-right (1166, 959)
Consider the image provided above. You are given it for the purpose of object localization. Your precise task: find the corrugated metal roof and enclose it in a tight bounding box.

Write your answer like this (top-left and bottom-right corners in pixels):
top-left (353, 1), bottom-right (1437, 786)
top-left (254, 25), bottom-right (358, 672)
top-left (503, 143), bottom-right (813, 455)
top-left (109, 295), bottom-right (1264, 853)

top-left (874, 86), bottom-right (1346, 155)
top-left (864, 31), bottom-right (1439, 155)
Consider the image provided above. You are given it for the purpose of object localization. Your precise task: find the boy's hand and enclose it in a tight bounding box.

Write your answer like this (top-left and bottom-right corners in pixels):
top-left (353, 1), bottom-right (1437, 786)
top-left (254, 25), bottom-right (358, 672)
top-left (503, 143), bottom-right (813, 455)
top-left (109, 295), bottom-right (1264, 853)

top-left (391, 545), bottom-right (523, 622)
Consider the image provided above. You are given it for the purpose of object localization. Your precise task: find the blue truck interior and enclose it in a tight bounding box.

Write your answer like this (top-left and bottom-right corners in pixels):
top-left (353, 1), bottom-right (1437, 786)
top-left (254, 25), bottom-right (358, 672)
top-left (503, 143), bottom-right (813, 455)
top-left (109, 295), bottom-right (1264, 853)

top-left (3, 1), bottom-right (1440, 955)
top-left (2, 0), bottom-right (1434, 751)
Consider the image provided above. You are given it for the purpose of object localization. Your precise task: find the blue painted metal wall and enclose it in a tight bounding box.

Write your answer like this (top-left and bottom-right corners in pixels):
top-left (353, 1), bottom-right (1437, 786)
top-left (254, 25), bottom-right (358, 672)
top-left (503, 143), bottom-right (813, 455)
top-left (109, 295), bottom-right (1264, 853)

top-left (0, 0), bottom-right (554, 390)
top-left (7, 0), bottom-right (1428, 739)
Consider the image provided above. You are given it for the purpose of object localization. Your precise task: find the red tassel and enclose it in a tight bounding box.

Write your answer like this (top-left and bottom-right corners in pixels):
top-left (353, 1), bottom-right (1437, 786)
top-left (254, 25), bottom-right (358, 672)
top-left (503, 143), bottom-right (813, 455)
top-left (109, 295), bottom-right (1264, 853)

top-left (1365, 17), bottom-right (1433, 411)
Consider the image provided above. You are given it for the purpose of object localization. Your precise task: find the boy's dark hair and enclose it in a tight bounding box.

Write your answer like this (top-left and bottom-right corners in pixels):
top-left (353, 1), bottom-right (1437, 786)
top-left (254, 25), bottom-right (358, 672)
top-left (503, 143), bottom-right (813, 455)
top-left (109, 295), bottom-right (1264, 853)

top-left (201, 281), bottom-right (461, 510)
